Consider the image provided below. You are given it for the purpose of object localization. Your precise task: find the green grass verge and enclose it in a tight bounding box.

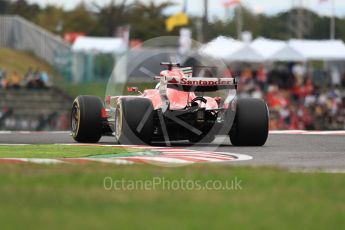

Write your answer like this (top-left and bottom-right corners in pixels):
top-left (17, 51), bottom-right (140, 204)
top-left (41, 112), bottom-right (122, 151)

top-left (62, 82), bottom-right (156, 98)
top-left (0, 163), bottom-right (344, 229)
top-left (0, 144), bottom-right (138, 158)
top-left (0, 48), bottom-right (55, 80)
top-left (62, 82), bottom-right (108, 98)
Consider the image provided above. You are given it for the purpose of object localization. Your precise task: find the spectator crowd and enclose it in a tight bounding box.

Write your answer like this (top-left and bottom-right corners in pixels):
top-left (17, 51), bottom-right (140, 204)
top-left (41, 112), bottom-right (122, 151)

top-left (0, 67), bottom-right (68, 131)
top-left (233, 63), bottom-right (345, 130)
top-left (0, 68), bottom-right (50, 89)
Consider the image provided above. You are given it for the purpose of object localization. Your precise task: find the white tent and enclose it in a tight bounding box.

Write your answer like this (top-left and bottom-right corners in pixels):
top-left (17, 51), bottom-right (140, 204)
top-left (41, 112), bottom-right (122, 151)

top-left (72, 36), bottom-right (125, 53)
top-left (251, 37), bottom-right (306, 61)
top-left (201, 37), bottom-right (345, 62)
top-left (250, 37), bottom-right (287, 59)
top-left (269, 44), bottom-right (306, 62)
top-left (288, 39), bottom-right (345, 61)
top-left (199, 36), bottom-right (263, 62)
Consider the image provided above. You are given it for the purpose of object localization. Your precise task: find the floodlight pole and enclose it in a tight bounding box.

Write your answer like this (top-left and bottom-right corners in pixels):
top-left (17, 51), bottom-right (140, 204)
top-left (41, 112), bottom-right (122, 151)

top-left (296, 0), bottom-right (304, 39)
top-left (330, 0), bottom-right (335, 40)
top-left (236, 5), bottom-right (243, 40)
top-left (202, 0), bottom-right (208, 43)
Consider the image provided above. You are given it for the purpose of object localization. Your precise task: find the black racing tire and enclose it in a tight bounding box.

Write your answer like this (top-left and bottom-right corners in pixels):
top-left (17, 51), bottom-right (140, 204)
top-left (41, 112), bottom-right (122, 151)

top-left (115, 97), bottom-right (154, 145)
top-left (71, 95), bottom-right (103, 143)
top-left (230, 98), bottom-right (269, 146)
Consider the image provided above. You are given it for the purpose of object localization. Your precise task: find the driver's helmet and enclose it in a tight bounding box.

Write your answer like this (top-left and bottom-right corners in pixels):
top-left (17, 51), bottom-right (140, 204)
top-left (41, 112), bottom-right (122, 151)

top-left (159, 68), bottom-right (185, 79)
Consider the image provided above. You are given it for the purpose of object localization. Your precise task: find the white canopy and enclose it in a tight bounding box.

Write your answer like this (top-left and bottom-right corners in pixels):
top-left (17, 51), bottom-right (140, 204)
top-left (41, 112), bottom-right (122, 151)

top-left (199, 36), bottom-right (263, 62)
top-left (251, 37), bottom-right (305, 61)
top-left (250, 37), bottom-right (286, 59)
top-left (200, 36), bottom-right (345, 62)
top-left (72, 36), bottom-right (125, 53)
top-left (288, 39), bottom-right (345, 61)
top-left (269, 45), bottom-right (306, 62)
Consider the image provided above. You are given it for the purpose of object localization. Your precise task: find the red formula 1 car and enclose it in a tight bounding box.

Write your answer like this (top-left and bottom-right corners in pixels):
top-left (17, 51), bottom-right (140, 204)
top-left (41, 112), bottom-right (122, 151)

top-left (71, 63), bottom-right (269, 146)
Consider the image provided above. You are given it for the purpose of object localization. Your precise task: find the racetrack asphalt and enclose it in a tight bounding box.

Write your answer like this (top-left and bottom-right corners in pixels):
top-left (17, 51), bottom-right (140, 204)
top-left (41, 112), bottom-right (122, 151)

top-left (0, 132), bottom-right (344, 171)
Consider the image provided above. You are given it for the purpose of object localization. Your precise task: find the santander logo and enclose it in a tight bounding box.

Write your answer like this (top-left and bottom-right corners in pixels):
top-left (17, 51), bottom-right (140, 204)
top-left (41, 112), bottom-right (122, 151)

top-left (167, 77), bottom-right (234, 86)
top-left (168, 78), bottom-right (178, 84)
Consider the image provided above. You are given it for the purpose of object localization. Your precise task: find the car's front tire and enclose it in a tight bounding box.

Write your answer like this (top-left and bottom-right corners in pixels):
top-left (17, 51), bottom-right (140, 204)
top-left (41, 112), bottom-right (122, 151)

top-left (71, 95), bottom-right (103, 143)
top-left (229, 98), bottom-right (269, 146)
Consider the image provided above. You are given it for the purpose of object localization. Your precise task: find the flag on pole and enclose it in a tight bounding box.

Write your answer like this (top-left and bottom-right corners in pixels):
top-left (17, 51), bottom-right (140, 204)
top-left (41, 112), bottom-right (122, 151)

top-left (183, 0), bottom-right (188, 12)
top-left (165, 12), bottom-right (189, 32)
top-left (222, 0), bottom-right (241, 8)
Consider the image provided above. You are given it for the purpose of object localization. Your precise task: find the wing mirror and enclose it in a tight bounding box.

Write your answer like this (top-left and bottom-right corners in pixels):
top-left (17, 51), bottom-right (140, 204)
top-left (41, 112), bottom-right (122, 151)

top-left (127, 87), bottom-right (138, 93)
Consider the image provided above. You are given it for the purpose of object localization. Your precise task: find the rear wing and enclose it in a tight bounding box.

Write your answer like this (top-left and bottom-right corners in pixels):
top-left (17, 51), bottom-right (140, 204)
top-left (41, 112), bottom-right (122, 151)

top-left (155, 76), bottom-right (237, 92)
top-left (160, 62), bottom-right (180, 70)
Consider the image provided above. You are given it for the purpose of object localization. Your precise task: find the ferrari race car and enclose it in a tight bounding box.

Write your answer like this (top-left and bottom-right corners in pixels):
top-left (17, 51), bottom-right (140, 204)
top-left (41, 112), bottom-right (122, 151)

top-left (71, 63), bottom-right (269, 146)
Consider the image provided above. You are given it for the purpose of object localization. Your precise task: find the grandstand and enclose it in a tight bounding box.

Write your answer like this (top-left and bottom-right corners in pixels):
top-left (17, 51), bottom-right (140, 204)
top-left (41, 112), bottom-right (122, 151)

top-left (0, 15), bottom-right (72, 131)
top-left (0, 87), bottom-right (71, 131)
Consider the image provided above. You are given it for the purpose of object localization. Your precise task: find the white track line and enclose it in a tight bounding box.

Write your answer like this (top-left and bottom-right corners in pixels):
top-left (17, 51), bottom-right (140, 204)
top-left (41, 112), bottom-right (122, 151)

top-left (118, 156), bottom-right (193, 164)
top-left (0, 144), bottom-right (31, 146)
top-left (0, 131), bottom-right (70, 134)
top-left (215, 152), bottom-right (253, 161)
top-left (85, 158), bottom-right (134, 165)
top-left (291, 169), bottom-right (345, 174)
top-left (270, 130), bottom-right (306, 134)
top-left (0, 158), bottom-right (64, 164)
top-left (0, 131), bottom-right (12, 134)
top-left (269, 130), bottom-right (345, 135)
top-left (160, 151), bottom-right (202, 154)
top-left (163, 153), bottom-right (234, 160)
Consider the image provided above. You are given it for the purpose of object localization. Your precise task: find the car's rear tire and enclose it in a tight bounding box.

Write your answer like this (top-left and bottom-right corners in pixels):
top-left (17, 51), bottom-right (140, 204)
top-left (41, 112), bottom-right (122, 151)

top-left (115, 97), bottom-right (154, 145)
top-left (230, 98), bottom-right (269, 146)
top-left (71, 95), bottom-right (103, 143)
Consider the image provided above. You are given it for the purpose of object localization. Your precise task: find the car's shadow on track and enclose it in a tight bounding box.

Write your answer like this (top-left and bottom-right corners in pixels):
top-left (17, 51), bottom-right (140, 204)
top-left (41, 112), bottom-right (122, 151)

top-left (97, 140), bottom-right (272, 149)
top-left (151, 142), bottom-right (273, 149)
top-left (97, 141), bottom-right (233, 147)
top-left (150, 141), bottom-right (234, 148)
top-left (98, 137), bottom-right (271, 148)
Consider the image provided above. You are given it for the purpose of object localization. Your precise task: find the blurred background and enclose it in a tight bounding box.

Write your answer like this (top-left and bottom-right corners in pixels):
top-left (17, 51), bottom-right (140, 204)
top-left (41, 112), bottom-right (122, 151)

top-left (0, 0), bottom-right (344, 131)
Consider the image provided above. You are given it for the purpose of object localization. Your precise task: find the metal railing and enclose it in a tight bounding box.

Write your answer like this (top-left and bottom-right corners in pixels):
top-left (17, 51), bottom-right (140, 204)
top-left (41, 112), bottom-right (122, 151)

top-left (0, 15), bottom-right (70, 65)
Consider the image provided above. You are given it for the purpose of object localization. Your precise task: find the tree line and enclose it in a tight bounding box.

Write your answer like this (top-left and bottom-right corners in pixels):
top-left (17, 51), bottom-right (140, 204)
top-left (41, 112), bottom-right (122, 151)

top-left (1, 0), bottom-right (345, 42)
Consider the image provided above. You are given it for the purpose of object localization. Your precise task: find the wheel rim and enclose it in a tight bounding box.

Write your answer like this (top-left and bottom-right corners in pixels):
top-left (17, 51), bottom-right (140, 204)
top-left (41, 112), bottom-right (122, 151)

top-left (71, 102), bottom-right (80, 137)
top-left (115, 106), bottom-right (122, 141)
